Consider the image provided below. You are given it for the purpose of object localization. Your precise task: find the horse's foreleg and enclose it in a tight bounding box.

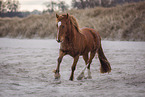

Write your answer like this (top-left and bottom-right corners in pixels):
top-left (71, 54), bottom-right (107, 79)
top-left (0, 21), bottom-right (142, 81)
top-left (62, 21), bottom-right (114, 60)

top-left (77, 54), bottom-right (88, 80)
top-left (69, 55), bottom-right (79, 81)
top-left (54, 50), bottom-right (65, 79)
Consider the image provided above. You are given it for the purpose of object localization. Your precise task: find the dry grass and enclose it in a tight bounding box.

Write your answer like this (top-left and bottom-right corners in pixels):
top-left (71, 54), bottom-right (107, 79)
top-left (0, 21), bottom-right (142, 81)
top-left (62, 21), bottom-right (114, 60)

top-left (0, 14), bottom-right (56, 38)
top-left (0, 1), bottom-right (145, 41)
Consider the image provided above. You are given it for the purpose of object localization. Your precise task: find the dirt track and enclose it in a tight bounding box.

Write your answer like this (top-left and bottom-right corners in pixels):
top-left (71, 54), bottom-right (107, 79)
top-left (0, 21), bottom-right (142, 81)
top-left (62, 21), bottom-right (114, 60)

top-left (0, 38), bottom-right (145, 97)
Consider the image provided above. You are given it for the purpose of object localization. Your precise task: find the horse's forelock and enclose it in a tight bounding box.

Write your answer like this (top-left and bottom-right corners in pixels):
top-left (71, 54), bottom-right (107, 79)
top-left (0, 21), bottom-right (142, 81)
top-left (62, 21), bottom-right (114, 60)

top-left (56, 14), bottom-right (80, 33)
top-left (56, 14), bottom-right (68, 22)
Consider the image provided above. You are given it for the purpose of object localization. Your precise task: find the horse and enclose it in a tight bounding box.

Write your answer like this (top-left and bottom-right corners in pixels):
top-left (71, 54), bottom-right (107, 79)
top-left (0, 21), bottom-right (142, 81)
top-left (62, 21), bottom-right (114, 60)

top-left (53, 13), bottom-right (111, 81)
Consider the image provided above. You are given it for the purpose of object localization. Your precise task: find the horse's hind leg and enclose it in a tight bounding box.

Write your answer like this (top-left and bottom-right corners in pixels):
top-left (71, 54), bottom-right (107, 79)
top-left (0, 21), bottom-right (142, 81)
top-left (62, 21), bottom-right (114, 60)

top-left (77, 52), bottom-right (95, 80)
top-left (86, 51), bottom-right (96, 79)
top-left (77, 54), bottom-right (88, 80)
top-left (83, 54), bottom-right (88, 65)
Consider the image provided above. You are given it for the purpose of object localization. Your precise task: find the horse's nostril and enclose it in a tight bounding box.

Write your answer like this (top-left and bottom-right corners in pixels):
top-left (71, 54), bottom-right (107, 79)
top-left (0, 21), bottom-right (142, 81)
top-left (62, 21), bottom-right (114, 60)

top-left (57, 39), bottom-right (61, 43)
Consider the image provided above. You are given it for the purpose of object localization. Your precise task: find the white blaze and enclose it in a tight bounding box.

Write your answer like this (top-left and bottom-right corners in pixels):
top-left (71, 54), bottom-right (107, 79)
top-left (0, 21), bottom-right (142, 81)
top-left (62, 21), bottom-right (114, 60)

top-left (58, 21), bottom-right (61, 27)
top-left (57, 21), bottom-right (61, 41)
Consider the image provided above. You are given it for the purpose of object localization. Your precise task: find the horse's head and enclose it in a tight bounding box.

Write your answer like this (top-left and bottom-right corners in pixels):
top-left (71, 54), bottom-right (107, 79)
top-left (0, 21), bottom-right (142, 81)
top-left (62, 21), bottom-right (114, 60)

top-left (56, 13), bottom-right (70, 43)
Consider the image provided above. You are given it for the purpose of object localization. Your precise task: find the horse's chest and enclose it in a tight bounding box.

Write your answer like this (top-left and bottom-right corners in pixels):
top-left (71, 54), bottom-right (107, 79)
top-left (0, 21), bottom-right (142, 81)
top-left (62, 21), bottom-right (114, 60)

top-left (60, 44), bottom-right (79, 57)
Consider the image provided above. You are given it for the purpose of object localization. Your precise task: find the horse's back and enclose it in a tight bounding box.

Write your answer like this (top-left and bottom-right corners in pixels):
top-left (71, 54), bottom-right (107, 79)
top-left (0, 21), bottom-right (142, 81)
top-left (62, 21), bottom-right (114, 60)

top-left (80, 27), bottom-right (101, 51)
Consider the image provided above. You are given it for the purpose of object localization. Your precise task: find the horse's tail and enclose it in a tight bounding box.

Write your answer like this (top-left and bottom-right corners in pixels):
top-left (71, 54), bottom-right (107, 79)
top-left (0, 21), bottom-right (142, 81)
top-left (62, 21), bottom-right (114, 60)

top-left (98, 44), bottom-right (111, 73)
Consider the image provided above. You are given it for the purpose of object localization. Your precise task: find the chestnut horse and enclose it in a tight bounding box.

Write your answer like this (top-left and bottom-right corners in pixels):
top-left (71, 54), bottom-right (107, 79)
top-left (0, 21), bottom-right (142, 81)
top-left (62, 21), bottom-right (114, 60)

top-left (54, 13), bottom-right (111, 81)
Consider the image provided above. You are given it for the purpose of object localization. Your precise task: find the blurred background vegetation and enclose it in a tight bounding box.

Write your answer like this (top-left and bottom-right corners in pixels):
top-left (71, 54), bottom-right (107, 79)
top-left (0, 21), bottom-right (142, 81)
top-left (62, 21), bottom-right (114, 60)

top-left (0, 0), bottom-right (145, 41)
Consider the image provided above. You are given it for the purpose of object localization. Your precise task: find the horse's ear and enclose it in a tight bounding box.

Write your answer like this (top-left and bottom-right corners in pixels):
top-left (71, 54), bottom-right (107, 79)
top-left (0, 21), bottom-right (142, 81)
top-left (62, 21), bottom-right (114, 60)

top-left (66, 13), bottom-right (69, 19)
top-left (56, 14), bottom-right (59, 18)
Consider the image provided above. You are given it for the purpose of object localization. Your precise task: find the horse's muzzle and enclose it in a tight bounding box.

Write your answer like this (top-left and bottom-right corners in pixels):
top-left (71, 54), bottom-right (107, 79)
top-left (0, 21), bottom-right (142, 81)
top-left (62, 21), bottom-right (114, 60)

top-left (56, 39), bottom-right (61, 43)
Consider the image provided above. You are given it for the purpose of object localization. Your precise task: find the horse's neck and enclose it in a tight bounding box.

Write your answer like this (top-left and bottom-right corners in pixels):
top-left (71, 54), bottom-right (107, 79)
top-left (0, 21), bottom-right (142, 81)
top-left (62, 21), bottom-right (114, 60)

top-left (70, 26), bottom-right (82, 42)
top-left (61, 26), bottom-right (84, 52)
top-left (63, 23), bottom-right (82, 44)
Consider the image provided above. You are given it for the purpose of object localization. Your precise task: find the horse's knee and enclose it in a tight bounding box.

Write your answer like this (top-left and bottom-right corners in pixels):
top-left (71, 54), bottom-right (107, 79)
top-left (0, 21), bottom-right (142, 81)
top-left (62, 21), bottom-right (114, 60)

top-left (57, 57), bottom-right (62, 63)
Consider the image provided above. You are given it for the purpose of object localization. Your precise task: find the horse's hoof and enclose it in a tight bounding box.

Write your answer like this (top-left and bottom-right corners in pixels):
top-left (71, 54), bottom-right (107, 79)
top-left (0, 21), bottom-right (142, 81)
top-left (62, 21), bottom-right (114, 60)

top-left (77, 76), bottom-right (83, 80)
top-left (84, 76), bottom-right (92, 79)
top-left (69, 76), bottom-right (74, 81)
top-left (54, 75), bottom-right (60, 80)
top-left (69, 78), bottom-right (73, 81)
top-left (54, 72), bottom-right (60, 80)
top-left (55, 77), bottom-right (60, 80)
top-left (53, 79), bottom-right (61, 84)
top-left (77, 75), bottom-right (84, 80)
top-left (77, 72), bottom-right (85, 80)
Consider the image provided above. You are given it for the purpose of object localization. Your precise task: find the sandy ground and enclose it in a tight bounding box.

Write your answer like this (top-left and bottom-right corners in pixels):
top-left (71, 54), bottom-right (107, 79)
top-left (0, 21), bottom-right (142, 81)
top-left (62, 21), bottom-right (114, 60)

top-left (0, 38), bottom-right (145, 97)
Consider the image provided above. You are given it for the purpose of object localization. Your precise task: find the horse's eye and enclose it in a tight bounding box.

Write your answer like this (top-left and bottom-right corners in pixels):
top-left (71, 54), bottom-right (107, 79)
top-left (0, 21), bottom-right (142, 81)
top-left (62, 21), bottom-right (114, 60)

top-left (62, 25), bottom-right (64, 28)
